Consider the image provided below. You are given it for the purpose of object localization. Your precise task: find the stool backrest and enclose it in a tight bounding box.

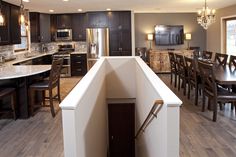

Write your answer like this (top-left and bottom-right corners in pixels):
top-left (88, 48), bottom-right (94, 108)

top-left (49, 58), bottom-right (63, 87)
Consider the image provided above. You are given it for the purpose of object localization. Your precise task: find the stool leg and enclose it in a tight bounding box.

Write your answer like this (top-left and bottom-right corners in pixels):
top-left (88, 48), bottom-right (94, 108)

top-left (29, 88), bottom-right (35, 116)
top-left (57, 82), bottom-right (61, 103)
top-left (49, 89), bottom-right (55, 117)
top-left (11, 91), bottom-right (17, 120)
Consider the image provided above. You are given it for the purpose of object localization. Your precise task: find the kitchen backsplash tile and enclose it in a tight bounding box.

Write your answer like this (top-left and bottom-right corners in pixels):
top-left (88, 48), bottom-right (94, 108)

top-left (0, 41), bottom-right (87, 57)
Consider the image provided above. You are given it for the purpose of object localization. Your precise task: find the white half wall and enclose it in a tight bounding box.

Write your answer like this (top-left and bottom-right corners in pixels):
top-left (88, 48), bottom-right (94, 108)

top-left (106, 57), bottom-right (136, 98)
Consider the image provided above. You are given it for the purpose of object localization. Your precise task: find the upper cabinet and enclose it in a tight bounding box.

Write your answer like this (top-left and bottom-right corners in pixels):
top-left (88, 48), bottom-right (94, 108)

top-left (72, 13), bottom-right (86, 41)
top-left (108, 11), bottom-right (132, 56)
top-left (56, 14), bottom-right (72, 29)
top-left (87, 12), bottom-right (108, 28)
top-left (0, 2), bottom-right (21, 45)
top-left (10, 4), bottom-right (21, 44)
top-left (30, 12), bottom-right (51, 43)
top-left (0, 2), bottom-right (10, 45)
top-left (108, 11), bottom-right (131, 30)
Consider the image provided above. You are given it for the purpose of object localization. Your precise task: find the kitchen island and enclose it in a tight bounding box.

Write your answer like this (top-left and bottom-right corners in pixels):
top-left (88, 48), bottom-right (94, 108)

top-left (0, 65), bottom-right (51, 118)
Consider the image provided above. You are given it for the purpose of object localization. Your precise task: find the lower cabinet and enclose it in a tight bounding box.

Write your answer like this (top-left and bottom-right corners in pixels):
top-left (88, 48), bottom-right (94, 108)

top-left (70, 54), bottom-right (87, 76)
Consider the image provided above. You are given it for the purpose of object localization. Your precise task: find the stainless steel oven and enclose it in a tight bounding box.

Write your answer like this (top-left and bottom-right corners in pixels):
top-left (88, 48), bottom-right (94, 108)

top-left (53, 54), bottom-right (71, 77)
top-left (56, 29), bottom-right (72, 41)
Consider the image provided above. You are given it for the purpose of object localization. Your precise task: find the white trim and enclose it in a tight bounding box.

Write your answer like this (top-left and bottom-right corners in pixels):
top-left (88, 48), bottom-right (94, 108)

top-left (220, 14), bottom-right (236, 54)
top-left (131, 11), bottom-right (135, 56)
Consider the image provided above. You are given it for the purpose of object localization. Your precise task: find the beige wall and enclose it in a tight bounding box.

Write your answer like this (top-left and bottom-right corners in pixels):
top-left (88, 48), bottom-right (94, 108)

top-left (135, 13), bottom-right (206, 51)
top-left (207, 4), bottom-right (236, 53)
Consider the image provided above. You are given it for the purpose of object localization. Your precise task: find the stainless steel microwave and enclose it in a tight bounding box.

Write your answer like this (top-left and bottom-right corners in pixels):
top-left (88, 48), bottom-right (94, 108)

top-left (56, 29), bottom-right (72, 41)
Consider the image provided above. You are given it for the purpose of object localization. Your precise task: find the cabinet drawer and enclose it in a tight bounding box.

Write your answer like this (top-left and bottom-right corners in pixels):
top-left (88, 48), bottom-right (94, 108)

top-left (71, 67), bottom-right (87, 76)
top-left (71, 54), bottom-right (87, 61)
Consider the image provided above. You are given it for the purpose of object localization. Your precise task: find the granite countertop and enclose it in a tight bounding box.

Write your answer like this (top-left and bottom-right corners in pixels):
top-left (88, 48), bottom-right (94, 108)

top-left (71, 51), bottom-right (87, 54)
top-left (0, 65), bottom-right (51, 80)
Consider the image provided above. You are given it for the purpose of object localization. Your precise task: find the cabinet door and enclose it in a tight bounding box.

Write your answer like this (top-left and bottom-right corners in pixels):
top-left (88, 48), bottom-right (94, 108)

top-left (40, 13), bottom-right (51, 43)
top-left (108, 11), bottom-right (131, 30)
top-left (120, 30), bottom-right (131, 56)
top-left (0, 2), bottom-right (10, 45)
top-left (119, 11), bottom-right (131, 30)
top-left (57, 14), bottom-right (72, 29)
top-left (50, 14), bottom-right (57, 41)
top-left (72, 13), bottom-right (86, 41)
top-left (10, 4), bottom-right (21, 44)
top-left (87, 12), bottom-right (108, 28)
top-left (30, 12), bottom-right (40, 43)
top-left (109, 29), bottom-right (120, 56)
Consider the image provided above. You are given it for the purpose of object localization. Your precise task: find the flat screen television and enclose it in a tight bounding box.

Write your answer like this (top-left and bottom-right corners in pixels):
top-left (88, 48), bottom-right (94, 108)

top-left (154, 25), bottom-right (184, 45)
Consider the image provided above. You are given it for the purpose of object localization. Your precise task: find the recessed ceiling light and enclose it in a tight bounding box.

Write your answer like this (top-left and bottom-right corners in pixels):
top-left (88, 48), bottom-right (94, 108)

top-left (78, 9), bottom-right (83, 12)
top-left (106, 8), bottom-right (111, 11)
top-left (23, 0), bottom-right (30, 2)
top-left (49, 9), bottom-right (54, 13)
top-left (63, 0), bottom-right (69, 1)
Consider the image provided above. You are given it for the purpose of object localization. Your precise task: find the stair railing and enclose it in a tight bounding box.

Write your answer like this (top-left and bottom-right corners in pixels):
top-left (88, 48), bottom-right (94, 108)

top-left (135, 99), bottom-right (164, 139)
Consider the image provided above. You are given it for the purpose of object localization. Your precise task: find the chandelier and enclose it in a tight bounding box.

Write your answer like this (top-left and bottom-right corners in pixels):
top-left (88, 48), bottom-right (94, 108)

top-left (197, 0), bottom-right (216, 29)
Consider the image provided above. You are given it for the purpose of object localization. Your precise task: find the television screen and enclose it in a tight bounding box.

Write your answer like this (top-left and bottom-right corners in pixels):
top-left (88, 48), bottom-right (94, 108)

top-left (154, 25), bottom-right (184, 45)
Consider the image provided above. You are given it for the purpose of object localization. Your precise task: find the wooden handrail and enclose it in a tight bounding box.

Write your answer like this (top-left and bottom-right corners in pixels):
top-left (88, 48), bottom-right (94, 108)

top-left (135, 99), bottom-right (164, 139)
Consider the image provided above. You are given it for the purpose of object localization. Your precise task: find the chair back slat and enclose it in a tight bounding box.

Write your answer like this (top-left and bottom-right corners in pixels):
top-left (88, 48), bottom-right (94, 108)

top-left (229, 55), bottom-right (236, 68)
top-left (214, 53), bottom-right (228, 66)
top-left (202, 51), bottom-right (213, 60)
top-left (198, 60), bottom-right (217, 96)
top-left (175, 54), bottom-right (185, 75)
top-left (49, 58), bottom-right (63, 87)
top-left (184, 57), bottom-right (197, 83)
top-left (168, 52), bottom-right (177, 72)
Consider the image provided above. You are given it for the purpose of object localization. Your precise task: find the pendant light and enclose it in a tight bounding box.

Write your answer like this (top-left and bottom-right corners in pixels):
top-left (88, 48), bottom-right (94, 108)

top-left (20, 0), bottom-right (25, 24)
top-left (0, 0), bottom-right (5, 26)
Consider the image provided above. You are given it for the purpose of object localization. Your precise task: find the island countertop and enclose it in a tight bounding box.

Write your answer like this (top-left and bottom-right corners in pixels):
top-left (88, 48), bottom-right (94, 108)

top-left (0, 65), bottom-right (51, 80)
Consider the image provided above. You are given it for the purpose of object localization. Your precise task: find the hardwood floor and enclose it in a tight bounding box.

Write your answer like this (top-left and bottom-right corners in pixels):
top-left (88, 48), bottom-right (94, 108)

top-left (0, 77), bottom-right (81, 157)
top-left (158, 74), bottom-right (236, 157)
top-left (0, 74), bottom-right (236, 157)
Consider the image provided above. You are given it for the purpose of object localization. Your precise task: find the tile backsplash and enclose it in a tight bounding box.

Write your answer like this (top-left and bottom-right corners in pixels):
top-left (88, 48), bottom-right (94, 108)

top-left (0, 41), bottom-right (87, 57)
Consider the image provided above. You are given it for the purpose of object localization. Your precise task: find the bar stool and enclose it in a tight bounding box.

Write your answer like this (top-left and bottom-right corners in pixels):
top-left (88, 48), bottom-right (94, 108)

top-left (0, 88), bottom-right (17, 120)
top-left (28, 58), bottom-right (63, 117)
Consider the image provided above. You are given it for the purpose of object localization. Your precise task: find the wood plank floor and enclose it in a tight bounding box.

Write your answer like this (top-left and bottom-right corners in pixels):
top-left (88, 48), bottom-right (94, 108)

top-left (158, 74), bottom-right (236, 157)
top-left (0, 77), bottom-right (81, 157)
top-left (0, 74), bottom-right (236, 157)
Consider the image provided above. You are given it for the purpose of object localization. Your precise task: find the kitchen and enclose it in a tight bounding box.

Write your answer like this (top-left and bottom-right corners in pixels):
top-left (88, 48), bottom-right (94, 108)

top-left (1, 0), bottom-right (236, 157)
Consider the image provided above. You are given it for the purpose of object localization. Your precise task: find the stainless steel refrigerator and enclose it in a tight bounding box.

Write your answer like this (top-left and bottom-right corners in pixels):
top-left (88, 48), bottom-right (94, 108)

top-left (86, 28), bottom-right (109, 69)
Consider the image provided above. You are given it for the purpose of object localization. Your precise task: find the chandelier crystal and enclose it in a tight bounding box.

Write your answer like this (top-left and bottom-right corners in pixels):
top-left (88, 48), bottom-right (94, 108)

top-left (197, 0), bottom-right (216, 29)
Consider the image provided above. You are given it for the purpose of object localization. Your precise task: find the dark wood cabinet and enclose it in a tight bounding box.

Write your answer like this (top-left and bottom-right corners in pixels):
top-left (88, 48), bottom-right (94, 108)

top-left (39, 13), bottom-right (51, 43)
top-left (10, 4), bottom-right (21, 44)
top-left (56, 14), bottom-right (72, 29)
top-left (0, 2), bottom-right (10, 45)
top-left (71, 54), bottom-right (87, 76)
top-left (108, 11), bottom-right (131, 56)
top-left (87, 12), bottom-right (108, 28)
top-left (108, 11), bottom-right (131, 30)
top-left (50, 14), bottom-right (57, 41)
top-left (30, 12), bottom-right (51, 43)
top-left (72, 13), bottom-right (86, 41)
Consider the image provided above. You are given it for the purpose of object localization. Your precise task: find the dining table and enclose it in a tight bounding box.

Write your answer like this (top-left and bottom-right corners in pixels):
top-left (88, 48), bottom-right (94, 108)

top-left (0, 65), bottom-right (51, 118)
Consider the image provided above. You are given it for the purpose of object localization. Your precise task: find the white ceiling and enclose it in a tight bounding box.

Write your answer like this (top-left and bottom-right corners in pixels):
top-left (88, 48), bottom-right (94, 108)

top-left (4, 0), bottom-right (236, 13)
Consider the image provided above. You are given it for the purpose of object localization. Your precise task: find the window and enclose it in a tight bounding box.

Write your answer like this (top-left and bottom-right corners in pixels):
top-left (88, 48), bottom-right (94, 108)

top-left (14, 23), bottom-right (29, 52)
top-left (225, 18), bottom-right (236, 56)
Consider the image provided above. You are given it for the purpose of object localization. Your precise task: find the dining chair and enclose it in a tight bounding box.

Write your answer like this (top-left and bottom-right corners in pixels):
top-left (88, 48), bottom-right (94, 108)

top-left (29, 58), bottom-right (63, 117)
top-left (198, 60), bottom-right (236, 121)
top-left (214, 53), bottom-right (228, 67)
top-left (184, 57), bottom-right (200, 106)
top-left (168, 52), bottom-right (178, 87)
top-left (202, 51), bottom-right (213, 60)
top-left (0, 88), bottom-right (17, 120)
top-left (229, 55), bottom-right (236, 69)
top-left (175, 54), bottom-right (187, 95)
